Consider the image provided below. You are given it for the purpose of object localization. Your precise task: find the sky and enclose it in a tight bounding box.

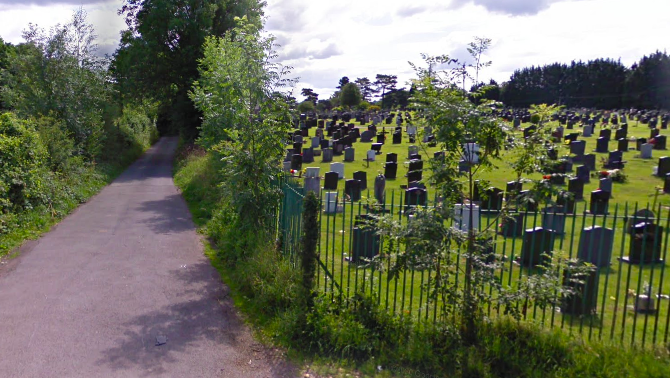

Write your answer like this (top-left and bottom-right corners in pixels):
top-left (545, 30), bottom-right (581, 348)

top-left (0, 0), bottom-right (668, 101)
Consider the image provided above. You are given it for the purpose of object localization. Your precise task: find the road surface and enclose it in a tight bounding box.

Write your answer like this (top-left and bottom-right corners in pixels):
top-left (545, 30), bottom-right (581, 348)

top-left (0, 137), bottom-right (295, 377)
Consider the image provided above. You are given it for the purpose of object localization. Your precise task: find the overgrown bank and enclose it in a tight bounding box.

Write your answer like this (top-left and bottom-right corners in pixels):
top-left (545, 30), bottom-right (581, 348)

top-left (174, 147), bottom-right (670, 378)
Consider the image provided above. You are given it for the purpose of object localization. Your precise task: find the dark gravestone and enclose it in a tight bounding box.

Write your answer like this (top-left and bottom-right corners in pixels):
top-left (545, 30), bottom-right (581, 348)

top-left (605, 151), bottom-right (623, 169)
top-left (583, 154), bottom-right (596, 171)
top-left (374, 174), bottom-right (386, 204)
top-left (650, 128), bottom-right (660, 139)
top-left (353, 171), bottom-right (367, 190)
top-left (615, 128), bottom-right (627, 140)
top-left (371, 143), bottom-right (383, 154)
top-left (345, 179), bottom-right (361, 202)
top-left (542, 206), bottom-right (566, 235)
top-left (547, 148), bottom-right (558, 160)
top-left (658, 156), bottom-right (670, 177)
top-left (578, 226), bottom-right (614, 268)
top-left (521, 227), bottom-right (556, 268)
top-left (386, 153), bottom-right (398, 163)
top-left (323, 172), bottom-right (338, 190)
top-left (302, 148), bottom-right (314, 163)
top-left (505, 181), bottom-right (523, 201)
top-left (617, 138), bottom-right (629, 152)
top-left (557, 191), bottom-right (576, 214)
top-left (392, 132), bottom-right (402, 144)
top-left (570, 140), bottom-right (586, 156)
top-left (407, 170), bottom-right (422, 184)
top-left (344, 147), bottom-right (355, 162)
top-left (628, 223), bottom-right (664, 263)
top-left (404, 187), bottom-right (427, 211)
top-left (408, 159), bottom-right (423, 173)
top-left (599, 129), bottom-right (612, 140)
top-left (360, 130), bottom-right (374, 142)
top-left (523, 125), bottom-right (536, 138)
top-left (376, 134), bottom-right (385, 144)
top-left (290, 154), bottom-right (302, 171)
top-left (590, 190), bottom-right (610, 215)
top-left (322, 147), bottom-right (334, 162)
top-left (664, 173), bottom-right (670, 194)
top-left (568, 178), bottom-right (584, 200)
top-left (284, 149), bottom-right (293, 162)
top-left (655, 135), bottom-right (667, 150)
top-left (351, 225), bottom-right (381, 263)
top-left (477, 187), bottom-right (504, 211)
top-left (384, 162), bottom-right (397, 179)
top-left (320, 139), bottom-right (330, 149)
top-left (636, 138), bottom-right (648, 150)
top-left (576, 165), bottom-right (590, 183)
top-left (561, 264), bottom-right (599, 315)
top-left (595, 137), bottom-right (609, 153)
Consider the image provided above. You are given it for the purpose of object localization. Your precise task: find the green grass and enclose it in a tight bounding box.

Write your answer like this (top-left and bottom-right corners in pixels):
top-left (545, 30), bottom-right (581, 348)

top-left (176, 143), bottom-right (670, 378)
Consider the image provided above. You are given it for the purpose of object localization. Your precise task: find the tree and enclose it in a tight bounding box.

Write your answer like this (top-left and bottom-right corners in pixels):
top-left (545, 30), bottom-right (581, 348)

top-left (337, 76), bottom-right (349, 89)
top-left (0, 38), bottom-right (16, 111)
top-left (374, 74), bottom-right (397, 109)
top-left (467, 36), bottom-right (492, 86)
top-left (354, 77), bottom-right (376, 101)
top-left (113, 0), bottom-right (264, 138)
top-left (316, 99), bottom-right (332, 112)
top-left (190, 18), bottom-right (295, 231)
top-left (297, 100), bottom-right (315, 113)
top-left (339, 82), bottom-right (361, 109)
top-left (3, 9), bottom-right (108, 158)
top-left (300, 88), bottom-right (318, 104)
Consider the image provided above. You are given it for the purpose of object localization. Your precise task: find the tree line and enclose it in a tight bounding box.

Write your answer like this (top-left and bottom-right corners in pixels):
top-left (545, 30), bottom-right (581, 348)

top-left (490, 52), bottom-right (670, 110)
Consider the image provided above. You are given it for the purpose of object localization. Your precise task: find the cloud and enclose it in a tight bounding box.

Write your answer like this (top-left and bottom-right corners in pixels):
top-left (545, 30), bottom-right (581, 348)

top-left (450, 0), bottom-right (578, 16)
top-left (396, 5), bottom-right (428, 18)
top-left (265, 0), bottom-right (306, 32)
top-left (280, 40), bottom-right (342, 61)
top-left (0, 0), bottom-right (108, 5)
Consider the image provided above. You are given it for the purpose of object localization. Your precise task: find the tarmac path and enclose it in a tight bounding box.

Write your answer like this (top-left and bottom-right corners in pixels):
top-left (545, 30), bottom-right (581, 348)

top-left (0, 137), bottom-right (295, 378)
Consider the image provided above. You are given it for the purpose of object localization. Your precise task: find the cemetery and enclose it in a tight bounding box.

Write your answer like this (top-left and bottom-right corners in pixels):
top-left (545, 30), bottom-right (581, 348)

top-left (279, 108), bottom-right (670, 347)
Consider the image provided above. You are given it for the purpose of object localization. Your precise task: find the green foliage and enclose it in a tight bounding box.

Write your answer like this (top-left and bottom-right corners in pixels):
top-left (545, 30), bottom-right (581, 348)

top-left (114, 0), bottom-right (265, 138)
top-left (339, 82), bottom-right (362, 109)
top-left (32, 116), bottom-right (75, 172)
top-left (297, 100), bottom-right (315, 113)
top-left (2, 9), bottom-right (108, 158)
top-left (190, 17), bottom-right (295, 234)
top-left (0, 113), bottom-right (47, 213)
top-left (300, 191), bottom-right (319, 307)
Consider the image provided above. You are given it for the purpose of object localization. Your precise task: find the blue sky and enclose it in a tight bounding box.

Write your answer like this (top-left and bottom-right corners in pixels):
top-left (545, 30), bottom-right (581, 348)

top-left (1, 0), bottom-right (668, 100)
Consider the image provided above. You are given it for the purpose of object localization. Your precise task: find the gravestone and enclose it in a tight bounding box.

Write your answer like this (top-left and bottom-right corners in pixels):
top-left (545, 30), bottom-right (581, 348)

top-left (590, 190), bottom-right (609, 215)
top-left (333, 142), bottom-right (344, 155)
top-left (453, 204), bottom-right (480, 231)
top-left (664, 173), bottom-right (670, 194)
top-left (366, 150), bottom-right (376, 162)
top-left (599, 177), bottom-right (613, 193)
top-left (302, 148), bottom-right (314, 163)
top-left (293, 135), bottom-right (303, 144)
top-left (284, 149), bottom-right (293, 162)
top-left (617, 138), bottom-right (629, 152)
top-left (464, 143), bottom-right (480, 163)
top-left (360, 130), bottom-right (374, 142)
top-left (408, 145), bottom-right (419, 158)
top-left (330, 162), bottom-right (345, 179)
top-left (595, 137), bottom-right (609, 153)
top-left (311, 137), bottom-right (320, 149)
top-left (351, 223), bottom-right (380, 263)
top-left (650, 128), bottom-right (660, 139)
top-left (392, 132), bottom-right (402, 144)
top-left (500, 213), bottom-right (524, 237)
top-left (304, 174), bottom-right (321, 194)
top-left (282, 161), bottom-right (291, 172)
top-left (322, 148), bottom-right (333, 162)
top-left (521, 227), bottom-right (556, 268)
top-left (290, 154), bottom-right (302, 171)
top-left (345, 179), bottom-right (361, 202)
top-left (324, 192), bottom-right (339, 213)
top-left (320, 139), bottom-right (330, 149)
top-left (542, 206), bottom-right (566, 235)
top-left (505, 181), bottom-right (523, 201)
top-left (344, 147), bottom-right (355, 162)
top-left (615, 128), bottom-right (627, 140)
top-left (570, 140), bottom-right (586, 156)
top-left (405, 187), bottom-right (427, 211)
top-left (637, 138), bottom-right (648, 150)
top-left (640, 143), bottom-right (653, 159)
top-left (568, 178), bottom-right (584, 200)
top-left (599, 129), bottom-right (612, 140)
top-left (627, 223), bottom-right (663, 263)
top-left (561, 264), bottom-right (599, 315)
top-left (371, 143), bottom-right (383, 155)
top-left (578, 226), bottom-right (614, 268)
top-left (523, 125), bottom-right (536, 138)
top-left (386, 153), bottom-right (398, 163)
top-left (374, 174), bottom-right (385, 203)
top-left (557, 191), bottom-right (576, 214)
top-left (353, 171), bottom-right (367, 190)
top-left (583, 154), bottom-right (596, 171)
top-left (479, 187), bottom-right (504, 211)
top-left (605, 151), bottom-right (623, 169)
top-left (409, 153), bottom-right (421, 161)
top-left (658, 156), bottom-right (670, 177)
top-left (323, 172), bottom-right (338, 190)
top-left (576, 165), bottom-right (590, 183)
top-left (655, 135), bottom-right (667, 150)
top-left (582, 125), bottom-right (593, 137)
top-left (384, 162), bottom-right (397, 179)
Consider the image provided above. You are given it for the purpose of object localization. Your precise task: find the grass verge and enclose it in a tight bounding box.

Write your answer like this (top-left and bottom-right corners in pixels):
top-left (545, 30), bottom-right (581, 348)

top-left (174, 145), bottom-right (670, 378)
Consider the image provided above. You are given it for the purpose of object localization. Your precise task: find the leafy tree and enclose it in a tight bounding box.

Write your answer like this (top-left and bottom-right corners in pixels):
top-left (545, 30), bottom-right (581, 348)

top-left (337, 76), bottom-right (350, 89)
top-left (190, 18), bottom-right (295, 232)
top-left (625, 51), bottom-right (670, 109)
top-left (467, 36), bottom-right (492, 86)
top-left (316, 99), bottom-right (332, 112)
top-left (374, 74), bottom-right (397, 109)
top-left (300, 87), bottom-right (318, 104)
top-left (354, 77), bottom-right (376, 101)
top-left (3, 9), bottom-right (108, 158)
top-left (297, 100), bottom-right (315, 113)
top-left (114, 0), bottom-right (264, 138)
top-left (339, 82), bottom-right (361, 109)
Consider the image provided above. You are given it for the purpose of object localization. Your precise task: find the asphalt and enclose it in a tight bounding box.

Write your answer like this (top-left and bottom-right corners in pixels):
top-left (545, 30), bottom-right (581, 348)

top-left (0, 137), bottom-right (296, 378)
